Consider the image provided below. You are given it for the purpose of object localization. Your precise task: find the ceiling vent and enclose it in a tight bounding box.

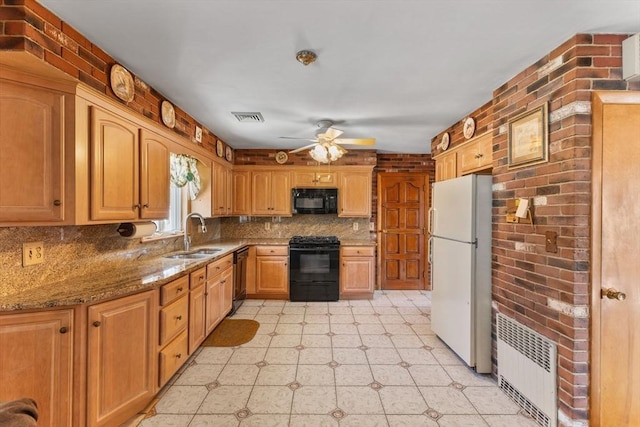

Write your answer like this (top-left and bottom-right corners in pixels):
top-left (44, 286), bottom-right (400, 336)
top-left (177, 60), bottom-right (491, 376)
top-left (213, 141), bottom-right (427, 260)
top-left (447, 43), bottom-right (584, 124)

top-left (231, 112), bottom-right (264, 123)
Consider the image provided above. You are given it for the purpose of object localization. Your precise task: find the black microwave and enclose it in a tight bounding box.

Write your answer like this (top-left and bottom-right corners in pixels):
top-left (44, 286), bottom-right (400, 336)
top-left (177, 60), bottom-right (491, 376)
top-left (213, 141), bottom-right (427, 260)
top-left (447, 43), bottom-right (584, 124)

top-left (292, 188), bottom-right (338, 214)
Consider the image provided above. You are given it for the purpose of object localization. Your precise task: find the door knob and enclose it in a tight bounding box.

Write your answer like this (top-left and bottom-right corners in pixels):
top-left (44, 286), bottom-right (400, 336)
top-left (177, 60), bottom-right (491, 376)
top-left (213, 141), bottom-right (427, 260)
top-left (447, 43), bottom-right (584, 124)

top-left (602, 288), bottom-right (626, 301)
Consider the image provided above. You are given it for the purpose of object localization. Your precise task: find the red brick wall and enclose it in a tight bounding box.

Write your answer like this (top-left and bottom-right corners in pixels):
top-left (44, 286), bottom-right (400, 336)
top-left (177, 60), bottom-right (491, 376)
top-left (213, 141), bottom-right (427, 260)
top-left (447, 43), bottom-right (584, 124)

top-left (0, 0), bottom-right (225, 158)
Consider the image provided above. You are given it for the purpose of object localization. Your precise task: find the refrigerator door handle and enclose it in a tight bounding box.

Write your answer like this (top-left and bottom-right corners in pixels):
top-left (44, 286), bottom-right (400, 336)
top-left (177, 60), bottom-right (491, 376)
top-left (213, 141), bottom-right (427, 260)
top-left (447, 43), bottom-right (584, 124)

top-left (427, 236), bottom-right (433, 265)
top-left (427, 207), bottom-right (434, 234)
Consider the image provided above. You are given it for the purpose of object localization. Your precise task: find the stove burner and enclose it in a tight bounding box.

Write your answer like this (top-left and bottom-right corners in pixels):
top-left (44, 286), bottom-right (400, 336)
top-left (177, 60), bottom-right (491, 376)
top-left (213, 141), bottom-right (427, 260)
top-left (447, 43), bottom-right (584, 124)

top-left (289, 235), bottom-right (340, 245)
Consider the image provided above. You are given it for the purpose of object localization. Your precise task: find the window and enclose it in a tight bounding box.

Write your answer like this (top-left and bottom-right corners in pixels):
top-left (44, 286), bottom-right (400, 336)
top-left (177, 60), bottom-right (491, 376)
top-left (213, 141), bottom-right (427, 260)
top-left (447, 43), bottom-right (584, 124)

top-left (152, 183), bottom-right (187, 236)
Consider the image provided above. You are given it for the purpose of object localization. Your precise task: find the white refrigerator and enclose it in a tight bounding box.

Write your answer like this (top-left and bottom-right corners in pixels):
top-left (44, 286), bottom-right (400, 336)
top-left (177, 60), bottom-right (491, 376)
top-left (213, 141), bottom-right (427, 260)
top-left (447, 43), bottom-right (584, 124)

top-left (428, 174), bottom-right (492, 373)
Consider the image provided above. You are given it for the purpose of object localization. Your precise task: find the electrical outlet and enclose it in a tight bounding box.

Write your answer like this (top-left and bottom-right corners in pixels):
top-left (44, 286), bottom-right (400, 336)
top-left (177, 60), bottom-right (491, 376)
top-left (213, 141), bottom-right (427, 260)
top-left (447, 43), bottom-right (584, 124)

top-left (23, 242), bottom-right (44, 266)
top-left (353, 222), bottom-right (359, 231)
top-left (264, 222), bottom-right (271, 231)
top-left (369, 222), bottom-right (375, 231)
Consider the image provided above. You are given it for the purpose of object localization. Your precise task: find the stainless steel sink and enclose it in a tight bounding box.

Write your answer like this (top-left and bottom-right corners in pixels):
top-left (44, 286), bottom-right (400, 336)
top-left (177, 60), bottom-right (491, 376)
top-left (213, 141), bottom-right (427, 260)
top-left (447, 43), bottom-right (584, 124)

top-left (163, 248), bottom-right (222, 259)
top-left (193, 248), bottom-right (222, 255)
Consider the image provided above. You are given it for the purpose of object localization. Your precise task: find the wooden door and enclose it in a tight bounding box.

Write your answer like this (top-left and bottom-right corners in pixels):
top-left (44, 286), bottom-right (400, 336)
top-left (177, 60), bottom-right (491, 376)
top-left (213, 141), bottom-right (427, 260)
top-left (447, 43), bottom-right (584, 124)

top-left (0, 309), bottom-right (73, 427)
top-left (90, 106), bottom-right (139, 221)
top-left (591, 91), bottom-right (640, 426)
top-left (87, 290), bottom-right (156, 427)
top-left (140, 130), bottom-right (170, 219)
top-left (378, 173), bottom-right (429, 290)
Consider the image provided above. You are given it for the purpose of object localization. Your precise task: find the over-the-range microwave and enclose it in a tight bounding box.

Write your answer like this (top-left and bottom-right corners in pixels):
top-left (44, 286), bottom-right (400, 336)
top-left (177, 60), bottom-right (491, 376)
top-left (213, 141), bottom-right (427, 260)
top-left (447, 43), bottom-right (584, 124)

top-left (291, 188), bottom-right (338, 214)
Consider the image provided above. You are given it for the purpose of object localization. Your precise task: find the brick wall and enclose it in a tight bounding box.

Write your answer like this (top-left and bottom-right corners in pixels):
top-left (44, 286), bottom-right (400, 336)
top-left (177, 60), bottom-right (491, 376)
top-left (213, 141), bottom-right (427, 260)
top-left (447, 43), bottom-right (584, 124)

top-left (0, 0), bottom-right (225, 158)
top-left (432, 34), bottom-right (639, 425)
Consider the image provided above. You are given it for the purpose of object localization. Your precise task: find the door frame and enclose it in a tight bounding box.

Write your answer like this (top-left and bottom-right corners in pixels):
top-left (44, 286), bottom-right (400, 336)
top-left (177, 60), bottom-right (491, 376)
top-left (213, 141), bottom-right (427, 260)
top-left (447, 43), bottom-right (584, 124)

top-left (590, 90), bottom-right (640, 423)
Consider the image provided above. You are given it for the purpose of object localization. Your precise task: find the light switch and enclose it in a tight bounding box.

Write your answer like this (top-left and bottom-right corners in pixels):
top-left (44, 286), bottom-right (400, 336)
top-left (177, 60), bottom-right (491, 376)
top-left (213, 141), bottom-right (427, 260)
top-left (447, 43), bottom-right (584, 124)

top-left (545, 231), bottom-right (558, 253)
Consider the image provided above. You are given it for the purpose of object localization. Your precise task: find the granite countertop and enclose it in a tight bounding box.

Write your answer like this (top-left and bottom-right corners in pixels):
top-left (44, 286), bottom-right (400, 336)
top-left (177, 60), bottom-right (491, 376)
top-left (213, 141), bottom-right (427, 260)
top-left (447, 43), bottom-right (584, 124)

top-left (1, 239), bottom-right (290, 312)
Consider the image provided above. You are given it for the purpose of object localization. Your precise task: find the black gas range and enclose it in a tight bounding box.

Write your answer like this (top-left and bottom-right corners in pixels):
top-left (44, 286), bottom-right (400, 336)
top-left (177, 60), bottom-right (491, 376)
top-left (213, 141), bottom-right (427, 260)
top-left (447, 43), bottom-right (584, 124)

top-left (288, 236), bottom-right (340, 302)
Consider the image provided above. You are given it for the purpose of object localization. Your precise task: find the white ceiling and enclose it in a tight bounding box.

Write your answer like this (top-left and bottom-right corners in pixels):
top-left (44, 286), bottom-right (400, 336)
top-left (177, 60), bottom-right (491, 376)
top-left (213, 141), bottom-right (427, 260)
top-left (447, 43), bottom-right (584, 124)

top-left (40, 0), bottom-right (640, 154)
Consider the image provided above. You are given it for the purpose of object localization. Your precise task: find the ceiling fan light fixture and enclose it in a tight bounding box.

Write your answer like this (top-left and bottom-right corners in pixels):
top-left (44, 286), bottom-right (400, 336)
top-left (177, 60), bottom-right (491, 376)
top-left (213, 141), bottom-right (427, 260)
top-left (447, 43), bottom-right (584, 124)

top-left (309, 142), bottom-right (346, 164)
top-left (296, 50), bottom-right (317, 66)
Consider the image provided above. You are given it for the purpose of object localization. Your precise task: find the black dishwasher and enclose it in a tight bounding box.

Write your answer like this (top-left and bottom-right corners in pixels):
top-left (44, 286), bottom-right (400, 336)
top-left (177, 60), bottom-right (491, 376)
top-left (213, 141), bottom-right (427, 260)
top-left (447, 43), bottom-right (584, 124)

top-left (230, 246), bottom-right (249, 315)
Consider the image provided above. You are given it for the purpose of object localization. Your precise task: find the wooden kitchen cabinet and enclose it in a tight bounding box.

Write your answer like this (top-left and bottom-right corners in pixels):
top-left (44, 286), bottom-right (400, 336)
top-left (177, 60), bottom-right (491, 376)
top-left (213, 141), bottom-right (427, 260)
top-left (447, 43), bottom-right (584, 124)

top-left (157, 275), bottom-right (189, 387)
top-left (0, 309), bottom-right (74, 427)
top-left (232, 169), bottom-right (251, 215)
top-left (212, 161), bottom-right (233, 217)
top-left (340, 245), bottom-right (376, 299)
top-left (458, 131), bottom-right (492, 175)
top-left (205, 254), bottom-right (234, 335)
top-left (338, 169), bottom-right (372, 217)
top-left (139, 130), bottom-right (171, 219)
top-left (86, 290), bottom-right (157, 427)
top-left (251, 170), bottom-right (291, 215)
top-left (0, 72), bottom-right (75, 225)
top-left (292, 169), bottom-right (337, 188)
top-left (189, 267), bottom-right (207, 354)
top-left (435, 150), bottom-right (457, 181)
top-left (255, 245), bottom-right (289, 298)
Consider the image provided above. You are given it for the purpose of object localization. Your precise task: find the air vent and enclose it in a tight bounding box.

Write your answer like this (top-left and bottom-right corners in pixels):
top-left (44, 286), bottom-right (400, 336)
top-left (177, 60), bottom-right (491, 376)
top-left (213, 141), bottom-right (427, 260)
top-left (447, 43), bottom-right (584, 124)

top-left (231, 112), bottom-right (264, 123)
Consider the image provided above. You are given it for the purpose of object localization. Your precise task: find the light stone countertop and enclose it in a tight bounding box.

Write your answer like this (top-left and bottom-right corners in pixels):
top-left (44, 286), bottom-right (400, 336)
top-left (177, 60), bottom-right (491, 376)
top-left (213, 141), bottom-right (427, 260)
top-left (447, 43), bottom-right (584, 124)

top-left (1, 238), bottom-right (375, 312)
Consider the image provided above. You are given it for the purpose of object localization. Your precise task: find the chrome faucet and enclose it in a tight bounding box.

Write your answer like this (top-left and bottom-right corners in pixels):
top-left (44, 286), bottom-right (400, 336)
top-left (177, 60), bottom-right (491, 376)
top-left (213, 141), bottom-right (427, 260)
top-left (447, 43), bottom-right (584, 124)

top-left (183, 212), bottom-right (207, 251)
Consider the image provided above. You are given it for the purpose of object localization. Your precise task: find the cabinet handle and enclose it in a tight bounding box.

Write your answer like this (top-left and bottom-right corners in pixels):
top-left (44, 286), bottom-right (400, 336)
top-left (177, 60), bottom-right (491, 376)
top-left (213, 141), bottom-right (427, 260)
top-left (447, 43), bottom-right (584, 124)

top-left (92, 321), bottom-right (101, 327)
top-left (204, 292), bottom-right (208, 296)
top-left (176, 315), bottom-right (182, 320)
top-left (176, 353), bottom-right (182, 359)
top-left (53, 199), bottom-right (62, 206)
top-left (221, 280), bottom-right (226, 284)
top-left (133, 204), bottom-right (141, 209)
top-left (143, 204), bottom-right (149, 208)
top-left (177, 287), bottom-right (183, 292)
top-left (59, 326), bottom-right (69, 334)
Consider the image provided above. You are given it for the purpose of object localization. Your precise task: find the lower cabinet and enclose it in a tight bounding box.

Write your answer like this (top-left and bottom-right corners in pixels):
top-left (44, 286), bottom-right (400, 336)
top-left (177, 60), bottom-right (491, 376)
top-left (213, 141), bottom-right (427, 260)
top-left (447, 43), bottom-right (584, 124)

top-left (255, 245), bottom-right (289, 298)
top-left (189, 266), bottom-right (207, 354)
top-left (205, 254), bottom-right (234, 335)
top-left (86, 290), bottom-right (157, 427)
top-left (158, 276), bottom-right (189, 387)
top-left (340, 245), bottom-right (376, 299)
top-left (0, 309), bottom-right (74, 427)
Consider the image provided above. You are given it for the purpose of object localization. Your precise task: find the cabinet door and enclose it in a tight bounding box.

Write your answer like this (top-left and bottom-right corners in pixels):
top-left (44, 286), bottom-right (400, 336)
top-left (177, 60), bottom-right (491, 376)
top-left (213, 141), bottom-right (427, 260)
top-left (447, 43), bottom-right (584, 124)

top-left (341, 257), bottom-right (375, 295)
top-left (338, 171), bottom-right (371, 217)
top-left (251, 171), bottom-right (272, 215)
top-left (220, 267), bottom-right (234, 316)
top-left (256, 255), bottom-right (289, 294)
top-left (189, 282), bottom-right (206, 354)
top-left (0, 309), bottom-right (73, 427)
top-left (140, 130), bottom-right (170, 219)
top-left (0, 80), bottom-right (68, 223)
top-left (212, 162), bottom-right (226, 216)
top-left (90, 106), bottom-right (140, 221)
top-left (205, 280), bottom-right (222, 335)
top-left (270, 170), bottom-right (291, 215)
top-left (232, 170), bottom-right (251, 215)
top-left (87, 290), bottom-right (156, 427)
top-left (435, 151), bottom-right (457, 181)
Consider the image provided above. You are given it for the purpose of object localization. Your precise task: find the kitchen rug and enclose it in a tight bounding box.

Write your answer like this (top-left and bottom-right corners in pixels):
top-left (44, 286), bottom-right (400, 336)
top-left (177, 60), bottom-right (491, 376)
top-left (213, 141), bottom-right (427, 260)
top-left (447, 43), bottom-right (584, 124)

top-left (202, 319), bottom-right (260, 347)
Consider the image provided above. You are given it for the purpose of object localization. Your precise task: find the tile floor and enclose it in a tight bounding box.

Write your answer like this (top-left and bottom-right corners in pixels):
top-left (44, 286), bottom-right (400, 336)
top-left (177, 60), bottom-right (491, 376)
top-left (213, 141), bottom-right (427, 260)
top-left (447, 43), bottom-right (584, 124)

top-left (140, 291), bottom-right (538, 427)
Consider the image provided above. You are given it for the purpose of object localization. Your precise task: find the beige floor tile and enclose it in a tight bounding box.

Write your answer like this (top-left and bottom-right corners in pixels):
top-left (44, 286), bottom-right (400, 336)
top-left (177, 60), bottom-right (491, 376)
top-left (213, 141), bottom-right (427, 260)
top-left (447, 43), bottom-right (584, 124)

top-left (350, 306), bottom-right (375, 314)
top-left (357, 324), bottom-right (386, 335)
top-left (443, 365), bottom-right (496, 387)
top-left (198, 385), bottom-right (252, 414)
top-left (298, 347), bottom-right (333, 364)
top-left (247, 386), bottom-right (294, 414)
top-left (174, 363), bottom-right (224, 385)
top-left (383, 324), bottom-right (416, 335)
top-left (262, 301), bottom-right (286, 307)
top-left (217, 364), bottom-right (260, 385)
top-left (378, 386), bottom-right (428, 414)
top-left (365, 348), bottom-right (402, 364)
top-left (232, 314), bottom-right (258, 320)
top-left (483, 414), bottom-right (540, 427)
top-left (395, 307), bottom-right (423, 315)
top-left (335, 364), bottom-right (374, 386)
top-left (402, 314), bottom-right (431, 325)
top-left (240, 334), bottom-right (272, 348)
top-left (196, 347), bottom-right (234, 364)
top-left (292, 386), bottom-right (337, 414)
top-left (336, 386), bottom-right (384, 414)
top-left (431, 347), bottom-right (465, 365)
top-left (419, 386), bottom-right (478, 414)
top-left (373, 306), bottom-right (400, 315)
top-left (235, 306), bottom-right (260, 315)
top-left (254, 314), bottom-right (281, 324)
top-left (304, 323), bottom-right (331, 334)
top-left (387, 414), bottom-right (439, 426)
top-left (255, 323), bottom-right (277, 335)
top-left (354, 314), bottom-right (382, 324)
top-left (332, 348), bottom-right (368, 365)
top-left (281, 306), bottom-right (306, 315)
top-left (289, 414), bottom-right (339, 426)
top-left (296, 364), bottom-right (335, 386)
top-left (396, 348), bottom-right (439, 365)
top-left (279, 314), bottom-right (304, 323)
top-left (265, 348), bottom-right (300, 365)
top-left (301, 334), bottom-right (331, 347)
top-left (189, 414), bottom-right (239, 427)
top-left (228, 348), bottom-right (268, 365)
top-left (329, 314), bottom-right (355, 323)
top-left (243, 299), bottom-right (265, 306)
top-left (239, 414), bottom-right (290, 426)
top-left (411, 324), bottom-right (436, 336)
top-left (409, 365), bottom-right (453, 386)
top-left (258, 306), bottom-right (285, 315)
top-left (437, 414), bottom-right (489, 426)
top-left (349, 300), bottom-right (373, 307)
top-left (304, 314), bottom-right (330, 324)
top-left (361, 334), bottom-right (394, 348)
top-left (138, 414), bottom-right (193, 427)
top-left (328, 307), bottom-right (352, 315)
top-left (154, 386), bottom-right (208, 414)
top-left (329, 323), bottom-right (358, 334)
top-left (378, 314), bottom-right (406, 324)
top-left (464, 387), bottom-right (521, 414)
top-left (339, 414), bottom-right (388, 426)
top-left (390, 334), bottom-right (426, 348)
top-left (370, 364), bottom-right (415, 385)
top-left (305, 305), bottom-right (329, 314)
top-left (255, 364), bottom-right (297, 385)
top-left (331, 334), bottom-right (362, 348)
top-left (275, 323), bottom-right (303, 334)
top-left (270, 334), bottom-right (302, 347)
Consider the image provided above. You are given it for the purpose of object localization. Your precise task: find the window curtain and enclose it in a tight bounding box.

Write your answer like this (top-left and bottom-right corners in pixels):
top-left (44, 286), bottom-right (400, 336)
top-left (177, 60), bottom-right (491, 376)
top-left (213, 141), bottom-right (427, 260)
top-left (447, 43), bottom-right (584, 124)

top-left (170, 153), bottom-right (201, 200)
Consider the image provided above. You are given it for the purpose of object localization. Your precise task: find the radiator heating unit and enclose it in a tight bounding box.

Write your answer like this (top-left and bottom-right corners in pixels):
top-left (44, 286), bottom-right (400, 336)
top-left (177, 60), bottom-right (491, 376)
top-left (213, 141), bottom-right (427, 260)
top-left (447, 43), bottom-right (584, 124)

top-left (497, 313), bottom-right (557, 427)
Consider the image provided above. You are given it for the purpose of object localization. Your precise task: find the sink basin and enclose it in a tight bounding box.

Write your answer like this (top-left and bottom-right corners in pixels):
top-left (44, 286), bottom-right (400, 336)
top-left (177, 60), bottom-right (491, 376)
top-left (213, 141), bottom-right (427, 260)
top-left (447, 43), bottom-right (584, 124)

top-left (193, 248), bottom-right (222, 255)
top-left (164, 252), bottom-right (212, 260)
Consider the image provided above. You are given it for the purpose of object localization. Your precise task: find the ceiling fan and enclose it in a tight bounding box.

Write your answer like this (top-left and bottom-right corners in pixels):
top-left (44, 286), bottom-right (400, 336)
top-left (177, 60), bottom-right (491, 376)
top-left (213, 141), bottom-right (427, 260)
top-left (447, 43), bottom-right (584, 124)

top-left (283, 120), bottom-right (375, 163)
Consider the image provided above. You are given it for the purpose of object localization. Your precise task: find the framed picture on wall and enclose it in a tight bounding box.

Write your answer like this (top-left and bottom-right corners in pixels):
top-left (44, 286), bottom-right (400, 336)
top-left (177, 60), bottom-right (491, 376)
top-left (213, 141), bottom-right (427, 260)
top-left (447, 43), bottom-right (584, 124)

top-left (507, 103), bottom-right (549, 169)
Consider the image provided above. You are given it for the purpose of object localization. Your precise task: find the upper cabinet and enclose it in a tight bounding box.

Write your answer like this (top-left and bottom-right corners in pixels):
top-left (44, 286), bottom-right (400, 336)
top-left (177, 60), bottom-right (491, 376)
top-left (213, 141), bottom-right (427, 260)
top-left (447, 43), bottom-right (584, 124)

top-left (0, 71), bottom-right (75, 225)
top-left (292, 169), bottom-right (337, 188)
top-left (232, 169), bottom-right (251, 215)
top-left (140, 130), bottom-right (171, 219)
top-left (338, 168), bottom-right (372, 217)
top-left (435, 151), bottom-right (457, 182)
top-left (251, 170), bottom-right (291, 216)
top-left (434, 131), bottom-right (492, 181)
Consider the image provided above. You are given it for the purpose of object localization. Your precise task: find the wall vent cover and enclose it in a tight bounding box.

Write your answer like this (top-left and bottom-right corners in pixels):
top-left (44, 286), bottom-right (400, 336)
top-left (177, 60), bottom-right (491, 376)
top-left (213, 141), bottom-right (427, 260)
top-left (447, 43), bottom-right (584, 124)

top-left (231, 112), bottom-right (264, 123)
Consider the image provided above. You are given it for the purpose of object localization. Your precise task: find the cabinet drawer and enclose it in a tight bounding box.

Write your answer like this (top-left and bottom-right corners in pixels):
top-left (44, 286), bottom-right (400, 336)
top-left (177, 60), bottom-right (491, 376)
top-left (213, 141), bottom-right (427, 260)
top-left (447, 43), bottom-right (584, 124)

top-left (207, 254), bottom-right (233, 278)
top-left (190, 267), bottom-right (207, 290)
top-left (160, 275), bottom-right (189, 305)
top-left (256, 246), bottom-right (288, 256)
top-left (341, 246), bottom-right (375, 257)
top-left (158, 330), bottom-right (188, 386)
top-left (159, 295), bottom-right (188, 346)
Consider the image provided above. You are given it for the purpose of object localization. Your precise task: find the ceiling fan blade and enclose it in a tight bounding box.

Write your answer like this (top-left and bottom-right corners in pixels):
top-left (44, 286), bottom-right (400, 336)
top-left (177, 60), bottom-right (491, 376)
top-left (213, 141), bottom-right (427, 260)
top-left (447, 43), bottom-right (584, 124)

top-left (323, 127), bottom-right (344, 140)
top-left (334, 138), bottom-right (376, 146)
top-left (289, 143), bottom-right (318, 154)
top-left (279, 136), bottom-right (318, 142)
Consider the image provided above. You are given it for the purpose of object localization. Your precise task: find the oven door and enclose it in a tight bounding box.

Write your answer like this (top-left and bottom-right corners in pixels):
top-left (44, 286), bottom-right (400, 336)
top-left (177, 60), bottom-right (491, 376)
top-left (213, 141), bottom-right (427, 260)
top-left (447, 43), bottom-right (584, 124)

top-left (289, 247), bottom-right (339, 301)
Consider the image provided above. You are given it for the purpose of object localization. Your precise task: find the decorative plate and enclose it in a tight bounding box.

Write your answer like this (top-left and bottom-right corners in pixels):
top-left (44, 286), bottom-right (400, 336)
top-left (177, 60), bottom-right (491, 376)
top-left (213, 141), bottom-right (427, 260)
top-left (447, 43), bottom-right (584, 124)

top-left (225, 145), bottom-right (233, 162)
top-left (216, 140), bottom-right (224, 157)
top-left (440, 132), bottom-right (450, 150)
top-left (275, 151), bottom-right (288, 164)
top-left (463, 117), bottom-right (476, 139)
top-left (161, 100), bottom-right (175, 128)
top-left (110, 64), bottom-right (135, 102)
